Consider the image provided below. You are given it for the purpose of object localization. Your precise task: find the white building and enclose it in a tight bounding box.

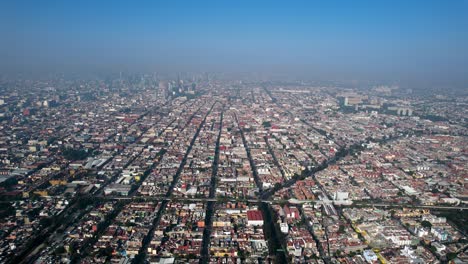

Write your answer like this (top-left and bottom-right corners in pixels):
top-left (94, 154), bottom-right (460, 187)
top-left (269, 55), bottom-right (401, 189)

top-left (280, 223), bottom-right (289, 234)
top-left (333, 191), bottom-right (349, 201)
top-left (363, 250), bottom-right (378, 263)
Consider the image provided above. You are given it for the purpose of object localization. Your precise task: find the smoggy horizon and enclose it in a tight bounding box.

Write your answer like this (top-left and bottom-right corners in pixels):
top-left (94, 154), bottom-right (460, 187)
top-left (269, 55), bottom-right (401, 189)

top-left (1, 0), bottom-right (467, 88)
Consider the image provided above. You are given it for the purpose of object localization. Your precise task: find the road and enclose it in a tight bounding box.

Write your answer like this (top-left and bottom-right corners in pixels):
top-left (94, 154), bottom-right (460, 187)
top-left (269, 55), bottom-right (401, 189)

top-left (200, 108), bottom-right (224, 264)
top-left (100, 195), bottom-right (468, 210)
top-left (133, 101), bottom-right (217, 264)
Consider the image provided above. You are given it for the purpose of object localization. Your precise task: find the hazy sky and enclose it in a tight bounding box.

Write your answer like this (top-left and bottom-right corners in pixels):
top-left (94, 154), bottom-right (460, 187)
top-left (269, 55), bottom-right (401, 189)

top-left (1, 0), bottom-right (467, 86)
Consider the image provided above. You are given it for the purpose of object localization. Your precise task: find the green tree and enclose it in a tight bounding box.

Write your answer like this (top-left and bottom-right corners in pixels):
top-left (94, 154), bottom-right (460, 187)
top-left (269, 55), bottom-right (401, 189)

top-left (262, 121), bottom-right (271, 128)
top-left (447, 252), bottom-right (458, 260)
top-left (0, 177), bottom-right (18, 190)
top-left (62, 147), bottom-right (89, 160)
top-left (421, 220), bottom-right (432, 229)
top-left (54, 246), bottom-right (66, 255)
top-left (338, 225), bottom-right (345, 234)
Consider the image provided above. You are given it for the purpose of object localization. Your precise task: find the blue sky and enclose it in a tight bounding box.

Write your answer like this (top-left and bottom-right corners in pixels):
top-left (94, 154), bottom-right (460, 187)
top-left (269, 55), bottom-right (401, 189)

top-left (1, 0), bottom-right (467, 85)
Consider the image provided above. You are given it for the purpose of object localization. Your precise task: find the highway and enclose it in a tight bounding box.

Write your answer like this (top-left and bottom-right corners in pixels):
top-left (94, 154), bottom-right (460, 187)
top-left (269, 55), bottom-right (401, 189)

top-left (100, 195), bottom-right (468, 210)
